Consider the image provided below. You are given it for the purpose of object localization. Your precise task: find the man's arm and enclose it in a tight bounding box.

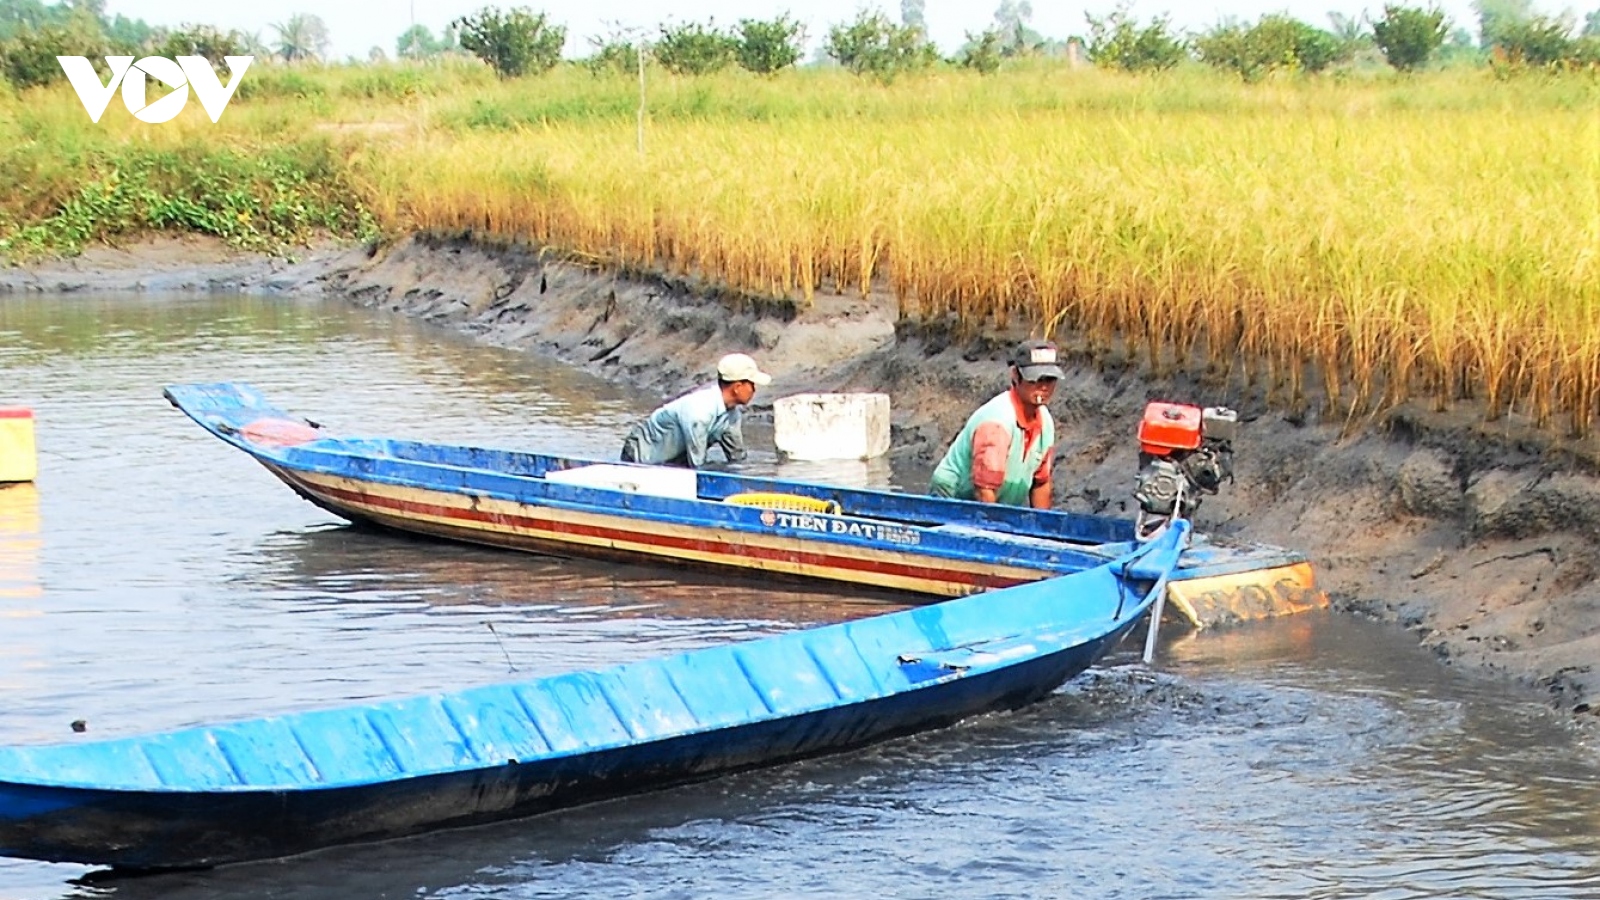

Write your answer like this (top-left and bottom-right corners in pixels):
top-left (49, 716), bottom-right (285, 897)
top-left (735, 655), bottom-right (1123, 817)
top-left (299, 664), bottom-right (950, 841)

top-left (969, 421), bottom-right (1013, 502)
top-left (716, 416), bottom-right (749, 462)
top-left (1028, 480), bottom-right (1052, 510)
top-left (1028, 446), bottom-right (1054, 510)
top-left (682, 419), bottom-right (712, 468)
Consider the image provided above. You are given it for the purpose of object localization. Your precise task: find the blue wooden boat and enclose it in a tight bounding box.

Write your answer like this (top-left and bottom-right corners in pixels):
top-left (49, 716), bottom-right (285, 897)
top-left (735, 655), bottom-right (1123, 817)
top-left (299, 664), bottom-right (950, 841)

top-left (0, 522), bottom-right (1186, 869)
top-left (162, 383), bottom-right (1324, 626)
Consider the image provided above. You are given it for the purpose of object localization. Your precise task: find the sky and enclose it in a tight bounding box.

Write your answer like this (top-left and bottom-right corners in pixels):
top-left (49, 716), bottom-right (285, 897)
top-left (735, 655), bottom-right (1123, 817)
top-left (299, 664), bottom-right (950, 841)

top-left (104, 0), bottom-right (1496, 62)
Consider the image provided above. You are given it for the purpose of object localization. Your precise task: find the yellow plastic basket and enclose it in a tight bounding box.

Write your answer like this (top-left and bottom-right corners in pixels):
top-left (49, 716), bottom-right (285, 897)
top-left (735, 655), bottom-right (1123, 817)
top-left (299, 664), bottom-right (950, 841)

top-left (723, 492), bottom-right (842, 515)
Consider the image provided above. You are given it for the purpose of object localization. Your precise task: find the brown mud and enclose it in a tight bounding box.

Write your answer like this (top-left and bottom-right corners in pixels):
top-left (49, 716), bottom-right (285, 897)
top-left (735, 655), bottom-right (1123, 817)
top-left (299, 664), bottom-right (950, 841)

top-left (7, 233), bottom-right (1599, 725)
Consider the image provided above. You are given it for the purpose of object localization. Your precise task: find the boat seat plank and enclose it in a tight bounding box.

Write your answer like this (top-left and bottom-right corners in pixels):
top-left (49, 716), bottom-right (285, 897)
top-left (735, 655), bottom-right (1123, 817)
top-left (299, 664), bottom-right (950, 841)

top-left (508, 685), bottom-right (588, 755)
top-left (440, 689), bottom-right (548, 765)
top-left (535, 673), bottom-right (635, 750)
top-left (798, 631), bottom-right (886, 701)
top-left (1, 740), bottom-right (166, 791)
top-left (139, 732), bottom-right (244, 789)
top-left (285, 710), bottom-right (408, 784)
top-left (838, 614), bottom-right (948, 689)
top-left (594, 664), bottom-right (701, 740)
top-left (363, 699), bottom-right (479, 774)
top-left (732, 641), bottom-right (842, 714)
top-left (656, 650), bottom-right (774, 728)
top-left (208, 719), bottom-right (322, 786)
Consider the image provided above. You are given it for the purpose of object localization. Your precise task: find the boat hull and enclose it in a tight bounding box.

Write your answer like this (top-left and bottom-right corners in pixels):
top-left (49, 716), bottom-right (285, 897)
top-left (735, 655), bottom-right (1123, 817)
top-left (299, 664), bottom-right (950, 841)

top-left (266, 463), bottom-right (1049, 598)
top-left (162, 382), bottom-right (1324, 621)
top-left (0, 631), bottom-right (1123, 869)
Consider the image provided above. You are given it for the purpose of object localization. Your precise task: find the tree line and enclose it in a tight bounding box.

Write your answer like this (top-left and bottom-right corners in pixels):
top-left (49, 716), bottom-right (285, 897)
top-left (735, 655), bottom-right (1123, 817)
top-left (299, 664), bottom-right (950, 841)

top-left (425, 2), bottom-right (1600, 81)
top-left (3, 0), bottom-right (1600, 91)
top-left (0, 0), bottom-right (334, 88)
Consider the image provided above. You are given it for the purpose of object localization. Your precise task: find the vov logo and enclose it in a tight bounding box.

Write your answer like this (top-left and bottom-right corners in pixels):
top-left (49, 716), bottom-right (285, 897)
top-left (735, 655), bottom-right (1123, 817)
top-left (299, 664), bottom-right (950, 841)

top-left (56, 56), bottom-right (253, 124)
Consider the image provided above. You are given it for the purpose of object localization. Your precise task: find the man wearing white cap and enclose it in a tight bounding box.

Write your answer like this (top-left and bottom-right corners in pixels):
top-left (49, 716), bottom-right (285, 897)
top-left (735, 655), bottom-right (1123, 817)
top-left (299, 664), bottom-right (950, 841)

top-left (930, 339), bottom-right (1063, 508)
top-left (620, 353), bottom-right (773, 468)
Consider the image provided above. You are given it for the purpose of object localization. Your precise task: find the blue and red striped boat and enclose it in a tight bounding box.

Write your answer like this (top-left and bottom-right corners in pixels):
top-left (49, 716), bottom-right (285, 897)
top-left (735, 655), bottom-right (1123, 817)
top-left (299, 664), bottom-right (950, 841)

top-left (164, 383), bottom-right (1323, 625)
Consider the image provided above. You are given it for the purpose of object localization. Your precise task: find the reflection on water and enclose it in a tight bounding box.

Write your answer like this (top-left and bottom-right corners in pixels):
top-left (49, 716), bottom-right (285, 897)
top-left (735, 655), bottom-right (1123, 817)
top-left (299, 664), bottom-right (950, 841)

top-left (1, 292), bottom-right (1599, 900)
top-left (0, 483), bottom-right (40, 601)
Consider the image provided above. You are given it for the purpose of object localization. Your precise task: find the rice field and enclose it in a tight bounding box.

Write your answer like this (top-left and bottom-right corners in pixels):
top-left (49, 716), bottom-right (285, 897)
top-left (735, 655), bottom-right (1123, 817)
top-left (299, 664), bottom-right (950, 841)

top-left (3, 61), bottom-right (1597, 435)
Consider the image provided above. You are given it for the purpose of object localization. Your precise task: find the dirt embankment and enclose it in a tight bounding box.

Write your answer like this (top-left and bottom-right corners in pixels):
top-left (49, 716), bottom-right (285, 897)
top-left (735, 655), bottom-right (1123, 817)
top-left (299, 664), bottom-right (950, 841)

top-left (9, 233), bottom-right (1600, 722)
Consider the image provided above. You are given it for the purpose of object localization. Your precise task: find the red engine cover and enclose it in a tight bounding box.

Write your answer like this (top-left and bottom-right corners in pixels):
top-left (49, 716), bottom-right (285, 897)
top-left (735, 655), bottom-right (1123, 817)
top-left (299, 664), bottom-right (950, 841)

top-left (1138, 402), bottom-right (1203, 455)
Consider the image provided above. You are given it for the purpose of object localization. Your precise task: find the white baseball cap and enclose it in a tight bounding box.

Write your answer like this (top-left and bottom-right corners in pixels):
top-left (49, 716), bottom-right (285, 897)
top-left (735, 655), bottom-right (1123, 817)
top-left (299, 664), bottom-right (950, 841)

top-left (716, 353), bottom-right (772, 386)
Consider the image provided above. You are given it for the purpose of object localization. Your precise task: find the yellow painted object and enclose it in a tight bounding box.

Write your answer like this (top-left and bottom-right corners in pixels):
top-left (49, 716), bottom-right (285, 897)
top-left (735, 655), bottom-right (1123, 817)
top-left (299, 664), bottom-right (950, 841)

top-left (0, 482), bottom-right (41, 601)
top-left (0, 408), bottom-right (38, 483)
top-left (1165, 561), bottom-right (1327, 629)
top-left (723, 492), bottom-right (842, 515)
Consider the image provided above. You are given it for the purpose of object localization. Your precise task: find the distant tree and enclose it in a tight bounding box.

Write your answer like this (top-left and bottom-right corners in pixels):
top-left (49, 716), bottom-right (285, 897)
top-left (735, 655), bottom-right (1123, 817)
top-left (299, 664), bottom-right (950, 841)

top-left (157, 23), bottom-right (248, 65)
top-left (396, 24), bottom-right (430, 58)
top-left (237, 30), bottom-right (271, 57)
top-left (959, 27), bottom-right (1004, 73)
top-left (397, 24), bottom-right (456, 59)
top-left (0, 18), bottom-right (100, 86)
top-left (1585, 8), bottom-right (1600, 37)
top-left (900, 0), bottom-right (925, 33)
top-left (993, 0), bottom-right (1036, 52)
top-left (823, 9), bottom-right (938, 81)
top-left (0, 0), bottom-right (52, 40)
top-left (454, 6), bottom-right (565, 77)
top-left (1084, 7), bottom-right (1186, 72)
top-left (1372, 5), bottom-right (1447, 70)
top-left (102, 13), bottom-right (155, 50)
top-left (1327, 10), bottom-right (1371, 58)
top-left (735, 14), bottom-right (803, 75)
top-left (271, 12), bottom-right (329, 63)
top-left (1472, 0), bottom-right (1532, 46)
top-left (1491, 13), bottom-right (1576, 65)
top-left (654, 19), bottom-right (737, 75)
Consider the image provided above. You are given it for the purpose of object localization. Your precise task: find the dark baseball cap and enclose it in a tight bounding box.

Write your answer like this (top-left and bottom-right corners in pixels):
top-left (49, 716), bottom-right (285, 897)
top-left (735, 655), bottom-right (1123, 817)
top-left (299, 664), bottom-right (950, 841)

top-left (1011, 339), bottom-right (1065, 381)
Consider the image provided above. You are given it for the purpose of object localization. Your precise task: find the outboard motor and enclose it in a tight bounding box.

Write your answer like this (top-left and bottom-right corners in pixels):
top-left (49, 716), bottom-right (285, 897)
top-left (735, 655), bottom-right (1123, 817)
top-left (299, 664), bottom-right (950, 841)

top-left (1132, 402), bottom-right (1237, 541)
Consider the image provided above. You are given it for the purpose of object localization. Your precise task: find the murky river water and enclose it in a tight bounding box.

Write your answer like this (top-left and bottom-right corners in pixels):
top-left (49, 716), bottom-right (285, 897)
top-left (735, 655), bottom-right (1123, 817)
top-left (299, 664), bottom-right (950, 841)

top-left (1, 292), bottom-right (1597, 899)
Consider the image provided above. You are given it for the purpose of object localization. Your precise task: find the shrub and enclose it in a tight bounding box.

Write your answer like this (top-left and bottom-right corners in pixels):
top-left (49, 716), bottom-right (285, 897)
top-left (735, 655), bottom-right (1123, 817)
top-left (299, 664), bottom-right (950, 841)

top-left (454, 6), bottom-right (565, 77)
top-left (1491, 14), bottom-right (1577, 67)
top-left (654, 20), bottom-right (737, 76)
top-left (1195, 14), bottom-right (1343, 80)
top-left (1371, 5), bottom-right (1448, 71)
top-left (0, 23), bottom-right (104, 89)
top-left (1084, 8), bottom-right (1187, 72)
top-left (583, 37), bottom-right (641, 76)
top-left (735, 14), bottom-right (803, 75)
top-left (823, 10), bottom-right (938, 82)
top-left (234, 67), bottom-right (327, 100)
top-left (960, 28), bottom-right (1005, 74)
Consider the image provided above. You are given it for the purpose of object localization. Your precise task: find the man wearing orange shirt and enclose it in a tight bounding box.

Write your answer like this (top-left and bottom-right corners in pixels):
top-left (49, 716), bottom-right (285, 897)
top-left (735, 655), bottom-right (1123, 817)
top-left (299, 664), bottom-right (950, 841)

top-left (928, 339), bottom-right (1063, 509)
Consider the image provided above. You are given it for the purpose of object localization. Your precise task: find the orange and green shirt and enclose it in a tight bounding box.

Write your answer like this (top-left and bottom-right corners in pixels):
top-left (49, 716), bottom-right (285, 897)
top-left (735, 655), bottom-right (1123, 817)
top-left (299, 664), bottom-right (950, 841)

top-left (929, 388), bottom-right (1054, 506)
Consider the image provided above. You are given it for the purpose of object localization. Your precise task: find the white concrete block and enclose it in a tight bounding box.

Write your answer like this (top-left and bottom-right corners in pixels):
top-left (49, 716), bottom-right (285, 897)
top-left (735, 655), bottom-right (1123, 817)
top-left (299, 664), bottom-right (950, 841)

top-left (773, 393), bottom-right (891, 461)
top-left (545, 463), bottom-right (699, 499)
